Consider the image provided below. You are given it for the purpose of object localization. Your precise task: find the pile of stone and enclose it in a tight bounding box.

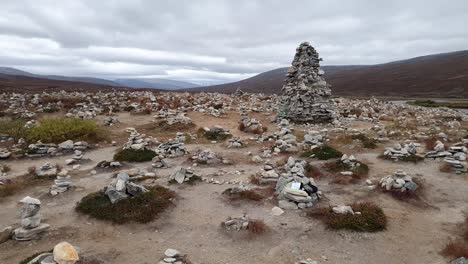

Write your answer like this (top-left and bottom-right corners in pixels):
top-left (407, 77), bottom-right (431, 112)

top-left (103, 116), bottom-right (120, 126)
top-left (275, 157), bottom-right (319, 210)
top-left (201, 126), bottom-right (232, 140)
top-left (59, 140), bottom-right (89, 151)
top-left (25, 241), bottom-right (80, 264)
top-left (156, 140), bottom-right (188, 158)
top-left (272, 127), bottom-right (299, 153)
top-left (379, 170), bottom-right (418, 193)
top-left (27, 142), bottom-right (58, 155)
top-left (0, 148), bottom-right (11, 159)
top-left (152, 153), bottom-right (169, 168)
top-left (105, 172), bottom-right (148, 204)
top-left (96, 160), bottom-right (122, 169)
top-left (35, 162), bottom-right (58, 177)
top-left (257, 163), bottom-right (280, 184)
top-left (123, 127), bottom-right (157, 150)
top-left (159, 248), bottom-right (190, 264)
top-left (239, 116), bottom-right (265, 134)
top-left (277, 42), bottom-right (335, 123)
top-left (302, 130), bottom-right (325, 146)
top-left (221, 215), bottom-right (250, 232)
top-left (191, 149), bottom-right (228, 165)
top-left (50, 170), bottom-right (73, 196)
top-left (227, 137), bottom-right (244, 148)
top-left (175, 132), bottom-right (187, 143)
top-left (65, 150), bottom-right (84, 165)
top-left (169, 167), bottom-right (201, 184)
top-left (383, 142), bottom-right (421, 160)
top-left (13, 196), bottom-right (50, 241)
top-left (452, 257), bottom-right (468, 264)
top-left (425, 140), bottom-right (450, 158)
top-left (165, 113), bottom-right (192, 126)
top-left (338, 154), bottom-right (362, 176)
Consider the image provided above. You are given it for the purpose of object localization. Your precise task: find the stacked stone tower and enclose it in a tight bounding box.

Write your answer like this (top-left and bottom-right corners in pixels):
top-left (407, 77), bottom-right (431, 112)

top-left (278, 42), bottom-right (335, 123)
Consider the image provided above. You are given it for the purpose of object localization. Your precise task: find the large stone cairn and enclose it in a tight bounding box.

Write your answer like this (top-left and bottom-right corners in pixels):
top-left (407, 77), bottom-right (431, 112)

top-left (275, 157), bottom-right (319, 210)
top-left (13, 196), bottom-right (50, 241)
top-left (278, 42), bottom-right (335, 123)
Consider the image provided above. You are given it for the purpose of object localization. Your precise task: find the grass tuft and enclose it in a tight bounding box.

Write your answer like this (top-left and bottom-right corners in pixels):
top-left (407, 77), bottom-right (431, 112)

top-left (308, 202), bottom-right (387, 232)
top-left (26, 118), bottom-right (107, 144)
top-left (75, 185), bottom-right (175, 224)
top-left (113, 148), bottom-right (156, 162)
top-left (300, 145), bottom-right (343, 160)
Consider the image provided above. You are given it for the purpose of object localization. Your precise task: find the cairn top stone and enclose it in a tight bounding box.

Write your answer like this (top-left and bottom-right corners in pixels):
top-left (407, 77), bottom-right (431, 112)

top-left (19, 196), bottom-right (41, 205)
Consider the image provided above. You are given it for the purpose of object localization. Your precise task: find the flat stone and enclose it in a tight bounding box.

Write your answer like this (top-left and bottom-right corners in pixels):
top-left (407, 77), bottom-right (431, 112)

top-left (164, 248), bottom-right (180, 258)
top-left (0, 226), bottom-right (12, 244)
top-left (13, 223), bottom-right (50, 241)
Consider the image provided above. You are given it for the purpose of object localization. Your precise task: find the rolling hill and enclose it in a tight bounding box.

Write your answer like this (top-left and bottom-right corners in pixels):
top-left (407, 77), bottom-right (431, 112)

top-left (185, 51), bottom-right (468, 98)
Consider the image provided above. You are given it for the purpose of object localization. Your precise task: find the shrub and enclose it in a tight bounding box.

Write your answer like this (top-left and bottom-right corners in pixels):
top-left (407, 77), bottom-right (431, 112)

top-left (424, 136), bottom-right (438, 151)
top-left (308, 202), bottom-right (387, 232)
top-left (0, 119), bottom-right (28, 141)
top-left (75, 185), bottom-right (175, 224)
top-left (323, 160), bottom-right (369, 184)
top-left (300, 145), bottom-right (343, 160)
top-left (222, 188), bottom-right (264, 202)
top-left (248, 219), bottom-right (269, 236)
top-left (0, 164), bottom-right (11, 173)
top-left (113, 148), bottom-right (156, 162)
top-left (441, 242), bottom-right (468, 259)
top-left (440, 163), bottom-right (452, 173)
top-left (305, 163), bottom-right (323, 178)
top-left (26, 118), bottom-right (107, 144)
top-left (0, 179), bottom-right (22, 198)
top-left (400, 155), bottom-right (424, 163)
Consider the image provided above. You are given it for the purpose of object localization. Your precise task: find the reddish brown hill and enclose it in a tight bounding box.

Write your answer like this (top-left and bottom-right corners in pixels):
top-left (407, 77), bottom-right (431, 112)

top-left (186, 51), bottom-right (468, 98)
top-left (0, 74), bottom-right (161, 93)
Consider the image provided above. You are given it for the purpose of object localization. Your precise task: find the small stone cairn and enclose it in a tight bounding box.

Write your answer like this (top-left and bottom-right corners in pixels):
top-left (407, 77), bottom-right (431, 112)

top-left (275, 157), bottom-right (319, 210)
top-left (239, 116), bottom-right (265, 134)
top-left (105, 172), bottom-right (148, 204)
top-left (13, 196), bottom-right (50, 241)
top-left (379, 170), bottom-right (418, 193)
top-left (383, 142), bottom-right (420, 160)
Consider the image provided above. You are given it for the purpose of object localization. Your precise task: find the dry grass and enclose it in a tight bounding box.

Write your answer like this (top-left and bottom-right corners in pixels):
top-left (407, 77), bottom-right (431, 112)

top-left (0, 173), bottom-right (55, 198)
top-left (322, 160), bottom-right (369, 185)
top-left (307, 202), bottom-right (387, 232)
top-left (424, 136), bottom-right (438, 151)
top-left (304, 163), bottom-right (323, 179)
top-left (248, 219), bottom-right (269, 236)
top-left (222, 186), bottom-right (273, 203)
top-left (249, 175), bottom-right (261, 185)
top-left (440, 163), bottom-right (452, 173)
top-left (441, 217), bottom-right (468, 259)
top-left (155, 120), bottom-right (196, 132)
top-left (441, 242), bottom-right (468, 259)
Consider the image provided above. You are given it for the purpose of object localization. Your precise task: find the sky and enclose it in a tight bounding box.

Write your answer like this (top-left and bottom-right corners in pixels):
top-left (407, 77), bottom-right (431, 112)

top-left (1, 0), bottom-right (467, 84)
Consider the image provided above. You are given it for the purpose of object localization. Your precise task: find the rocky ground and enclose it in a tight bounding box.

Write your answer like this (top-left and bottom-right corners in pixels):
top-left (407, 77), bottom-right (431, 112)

top-left (0, 91), bottom-right (467, 264)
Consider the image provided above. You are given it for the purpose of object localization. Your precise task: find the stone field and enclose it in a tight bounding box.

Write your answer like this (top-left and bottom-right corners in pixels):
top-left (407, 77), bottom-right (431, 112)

top-left (0, 43), bottom-right (467, 264)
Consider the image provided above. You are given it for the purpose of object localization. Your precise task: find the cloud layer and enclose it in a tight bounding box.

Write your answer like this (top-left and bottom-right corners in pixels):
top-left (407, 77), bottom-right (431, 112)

top-left (1, 0), bottom-right (467, 83)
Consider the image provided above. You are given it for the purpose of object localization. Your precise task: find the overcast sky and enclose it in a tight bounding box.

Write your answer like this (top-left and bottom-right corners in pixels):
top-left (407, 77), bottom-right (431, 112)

top-left (1, 0), bottom-right (467, 84)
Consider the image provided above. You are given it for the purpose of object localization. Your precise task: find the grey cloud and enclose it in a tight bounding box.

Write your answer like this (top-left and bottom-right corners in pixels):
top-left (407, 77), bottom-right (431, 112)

top-left (0, 0), bottom-right (467, 83)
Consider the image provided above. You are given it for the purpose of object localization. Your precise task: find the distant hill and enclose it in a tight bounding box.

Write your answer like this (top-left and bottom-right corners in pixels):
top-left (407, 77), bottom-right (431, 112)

top-left (186, 51), bottom-right (468, 98)
top-left (0, 73), bottom-right (163, 93)
top-left (115, 78), bottom-right (199, 90)
top-left (0, 67), bottom-right (199, 90)
top-left (0, 67), bottom-right (120, 86)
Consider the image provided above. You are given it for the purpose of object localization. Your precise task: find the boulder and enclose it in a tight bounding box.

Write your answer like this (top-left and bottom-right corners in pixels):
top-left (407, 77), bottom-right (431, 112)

top-left (53, 241), bottom-right (79, 264)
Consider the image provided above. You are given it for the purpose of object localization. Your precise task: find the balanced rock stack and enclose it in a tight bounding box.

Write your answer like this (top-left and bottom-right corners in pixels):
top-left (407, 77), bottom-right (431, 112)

top-left (379, 170), bottom-right (418, 193)
top-left (275, 157), bottom-right (319, 210)
top-left (277, 42), bottom-right (335, 123)
top-left (105, 172), bottom-right (148, 204)
top-left (50, 172), bottom-right (73, 196)
top-left (191, 149), bottom-right (223, 165)
top-left (257, 163), bottom-right (280, 184)
top-left (156, 140), bottom-right (188, 158)
top-left (13, 196), bottom-right (50, 241)
top-left (65, 150), bottom-right (83, 165)
top-left (123, 128), bottom-right (156, 150)
top-left (425, 140), bottom-right (451, 159)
